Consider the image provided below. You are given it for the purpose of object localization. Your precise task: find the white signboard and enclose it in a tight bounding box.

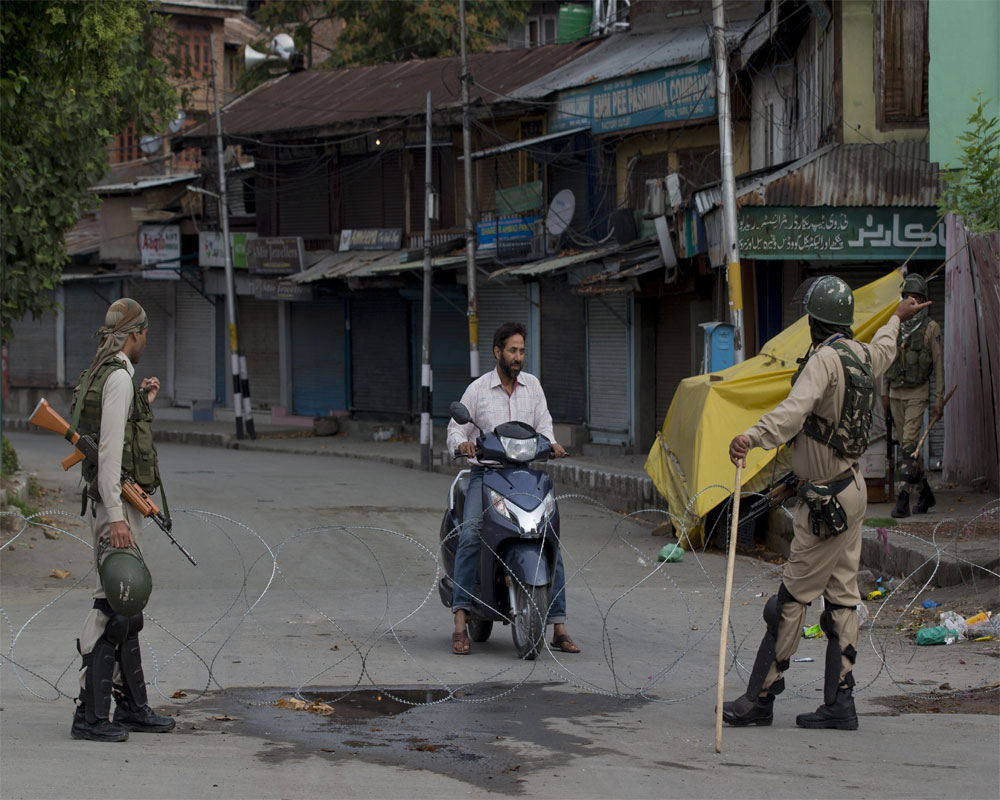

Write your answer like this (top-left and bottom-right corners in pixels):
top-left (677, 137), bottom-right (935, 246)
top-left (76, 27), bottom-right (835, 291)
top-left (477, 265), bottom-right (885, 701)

top-left (141, 224), bottom-right (181, 280)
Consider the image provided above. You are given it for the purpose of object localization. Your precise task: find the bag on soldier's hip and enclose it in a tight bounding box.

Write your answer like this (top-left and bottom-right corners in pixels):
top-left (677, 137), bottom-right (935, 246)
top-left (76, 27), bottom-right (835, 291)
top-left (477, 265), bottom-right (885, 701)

top-left (798, 480), bottom-right (849, 539)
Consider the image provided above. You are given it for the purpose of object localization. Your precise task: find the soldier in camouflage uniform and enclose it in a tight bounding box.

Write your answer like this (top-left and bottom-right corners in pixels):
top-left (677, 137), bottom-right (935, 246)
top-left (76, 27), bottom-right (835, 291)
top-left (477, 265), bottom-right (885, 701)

top-left (722, 276), bottom-right (930, 731)
top-left (884, 273), bottom-right (943, 518)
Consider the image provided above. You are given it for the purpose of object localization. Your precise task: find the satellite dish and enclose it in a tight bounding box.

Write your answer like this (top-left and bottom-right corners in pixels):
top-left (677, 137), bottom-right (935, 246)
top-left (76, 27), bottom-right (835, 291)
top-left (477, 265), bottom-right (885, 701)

top-left (139, 134), bottom-right (162, 155)
top-left (167, 109), bottom-right (186, 134)
top-left (546, 189), bottom-right (576, 236)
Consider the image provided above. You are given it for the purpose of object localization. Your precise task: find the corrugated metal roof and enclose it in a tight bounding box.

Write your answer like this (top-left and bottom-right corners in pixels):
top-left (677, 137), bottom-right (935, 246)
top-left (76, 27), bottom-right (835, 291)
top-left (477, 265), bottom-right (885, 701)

top-left (491, 242), bottom-right (623, 277)
top-left (224, 15), bottom-right (264, 47)
top-left (190, 40), bottom-right (601, 139)
top-left (510, 22), bottom-right (754, 99)
top-left (693, 142), bottom-right (940, 212)
top-left (65, 215), bottom-right (102, 257)
top-left (89, 172), bottom-right (198, 196)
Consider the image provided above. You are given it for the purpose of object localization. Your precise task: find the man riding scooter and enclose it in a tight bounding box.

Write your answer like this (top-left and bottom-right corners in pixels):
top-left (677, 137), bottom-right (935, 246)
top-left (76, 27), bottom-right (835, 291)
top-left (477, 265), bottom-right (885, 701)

top-left (446, 322), bottom-right (580, 657)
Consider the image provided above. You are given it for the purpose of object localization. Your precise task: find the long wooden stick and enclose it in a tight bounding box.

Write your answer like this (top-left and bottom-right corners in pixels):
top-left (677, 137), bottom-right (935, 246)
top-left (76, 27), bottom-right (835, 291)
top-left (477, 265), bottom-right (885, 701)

top-left (715, 463), bottom-right (743, 753)
top-left (910, 385), bottom-right (957, 458)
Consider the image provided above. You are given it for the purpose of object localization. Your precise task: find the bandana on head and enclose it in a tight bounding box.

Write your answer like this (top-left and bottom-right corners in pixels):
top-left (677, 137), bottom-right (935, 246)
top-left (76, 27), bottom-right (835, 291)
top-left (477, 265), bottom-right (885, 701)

top-left (77, 298), bottom-right (148, 400)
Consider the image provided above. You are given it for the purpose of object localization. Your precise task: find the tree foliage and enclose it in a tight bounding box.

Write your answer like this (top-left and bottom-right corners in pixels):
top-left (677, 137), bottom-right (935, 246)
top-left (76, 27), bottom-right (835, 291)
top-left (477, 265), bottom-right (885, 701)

top-left (937, 93), bottom-right (1000, 234)
top-left (0, 1), bottom-right (177, 343)
top-left (254, 0), bottom-right (529, 71)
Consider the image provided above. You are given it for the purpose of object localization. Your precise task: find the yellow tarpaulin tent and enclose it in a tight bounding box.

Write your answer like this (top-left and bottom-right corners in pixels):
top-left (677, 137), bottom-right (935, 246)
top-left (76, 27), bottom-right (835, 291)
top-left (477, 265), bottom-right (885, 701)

top-left (644, 269), bottom-right (904, 546)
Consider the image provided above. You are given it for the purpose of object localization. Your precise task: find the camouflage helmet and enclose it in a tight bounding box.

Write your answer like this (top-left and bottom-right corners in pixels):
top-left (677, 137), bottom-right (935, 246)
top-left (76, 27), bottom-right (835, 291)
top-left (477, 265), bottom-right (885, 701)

top-left (804, 275), bottom-right (854, 326)
top-left (98, 542), bottom-right (152, 617)
top-left (902, 273), bottom-right (928, 299)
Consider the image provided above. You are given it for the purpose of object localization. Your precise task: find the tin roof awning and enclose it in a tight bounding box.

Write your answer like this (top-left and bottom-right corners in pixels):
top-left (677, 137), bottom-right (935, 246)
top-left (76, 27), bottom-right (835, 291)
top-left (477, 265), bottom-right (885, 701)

top-left (692, 142), bottom-right (940, 214)
top-left (510, 21), bottom-right (755, 100)
top-left (467, 126), bottom-right (590, 161)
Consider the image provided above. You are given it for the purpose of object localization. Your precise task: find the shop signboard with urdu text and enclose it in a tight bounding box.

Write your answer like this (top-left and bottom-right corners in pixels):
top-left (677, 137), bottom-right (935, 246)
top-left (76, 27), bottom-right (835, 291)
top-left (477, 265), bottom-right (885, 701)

top-left (737, 207), bottom-right (946, 260)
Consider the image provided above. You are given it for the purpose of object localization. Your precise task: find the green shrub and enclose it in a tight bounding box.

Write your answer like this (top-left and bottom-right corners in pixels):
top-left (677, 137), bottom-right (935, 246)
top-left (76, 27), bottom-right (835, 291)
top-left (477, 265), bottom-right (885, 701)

top-left (1, 435), bottom-right (18, 476)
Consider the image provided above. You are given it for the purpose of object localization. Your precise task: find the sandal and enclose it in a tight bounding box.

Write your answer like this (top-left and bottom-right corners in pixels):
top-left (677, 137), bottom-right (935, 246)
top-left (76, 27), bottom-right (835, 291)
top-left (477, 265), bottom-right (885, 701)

top-left (452, 631), bottom-right (471, 655)
top-left (550, 633), bottom-right (581, 654)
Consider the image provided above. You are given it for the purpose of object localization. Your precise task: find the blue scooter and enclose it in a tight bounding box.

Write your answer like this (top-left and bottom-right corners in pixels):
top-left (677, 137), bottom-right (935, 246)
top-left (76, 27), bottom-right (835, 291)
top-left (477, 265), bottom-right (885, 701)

top-left (438, 402), bottom-right (560, 659)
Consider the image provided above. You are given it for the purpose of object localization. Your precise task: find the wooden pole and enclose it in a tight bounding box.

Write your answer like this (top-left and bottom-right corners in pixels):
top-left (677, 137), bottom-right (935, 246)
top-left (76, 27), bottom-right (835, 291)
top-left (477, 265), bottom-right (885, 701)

top-left (715, 463), bottom-right (743, 753)
top-left (911, 385), bottom-right (957, 458)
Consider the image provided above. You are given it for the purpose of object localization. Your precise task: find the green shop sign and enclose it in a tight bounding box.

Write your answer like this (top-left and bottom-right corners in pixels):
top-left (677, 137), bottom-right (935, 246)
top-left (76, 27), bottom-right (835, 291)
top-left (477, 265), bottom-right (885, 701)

top-left (738, 207), bottom-right (945, 260)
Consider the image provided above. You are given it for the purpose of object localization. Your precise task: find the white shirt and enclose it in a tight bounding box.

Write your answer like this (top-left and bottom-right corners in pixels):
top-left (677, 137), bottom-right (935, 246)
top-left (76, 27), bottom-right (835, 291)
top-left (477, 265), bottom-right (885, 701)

top-left (97, 352), bottom-right (135, 523)
top-left (446, 368), bottom-right (556, 457)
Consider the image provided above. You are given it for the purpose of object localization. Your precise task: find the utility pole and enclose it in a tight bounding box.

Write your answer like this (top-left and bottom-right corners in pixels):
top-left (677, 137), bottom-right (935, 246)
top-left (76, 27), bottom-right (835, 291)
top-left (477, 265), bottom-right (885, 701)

top-left (210, 34), bottom-right (255, 438)
top-left (459, 0), bottom-right (479, 378)
top-left (420, 91), bottom-right (434, 470)
top-left (711, 0), bottom-right (745, 363)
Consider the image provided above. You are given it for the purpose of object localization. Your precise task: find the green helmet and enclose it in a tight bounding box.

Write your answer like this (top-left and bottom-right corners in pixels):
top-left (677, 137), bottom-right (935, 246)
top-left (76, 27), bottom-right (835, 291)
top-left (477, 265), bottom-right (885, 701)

top-left (805, 275), bottom-right (854, 326)
top-left (99, 542), bottom-right (152, 617)
top-left (902, 273), bottom-right (928, 299)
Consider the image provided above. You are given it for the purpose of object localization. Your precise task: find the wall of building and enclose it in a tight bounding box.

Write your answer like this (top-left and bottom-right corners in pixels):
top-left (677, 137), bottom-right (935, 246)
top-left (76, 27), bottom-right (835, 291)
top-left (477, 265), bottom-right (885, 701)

top-left (98, 197), bottom-right (142, 263)
top-left (839, 0), bottom-right (927, 145)
top-left (928, 0), bottom-right (1000, 167)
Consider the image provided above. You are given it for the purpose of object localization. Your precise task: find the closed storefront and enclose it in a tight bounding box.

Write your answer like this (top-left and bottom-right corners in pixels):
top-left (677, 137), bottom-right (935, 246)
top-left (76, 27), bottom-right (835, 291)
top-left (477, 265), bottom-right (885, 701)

top-left (174, 279), bottom-right (215, 406)
top-left (476, 280), bottom-right (535, 372)
top-left (654, 291), bottom-right (714, 426)
top-left (291, 296), bottom-right (347, 416)
top-left (540, 278), bottom-right (585, 423)
top-left (8, 294), bottom-right (58, 387)
top-left (413, 287), bottom-right (470, 419)
top-left (350, 292), bottom-right (410, 418)
top-left (64, 283), bottom-right (114, 383)
top-left (237, 296), bottom-right (281, 408)
top-left (587, 294), bottom-right (631, 445)
top-left (125, 280), bottom-right (172, 402)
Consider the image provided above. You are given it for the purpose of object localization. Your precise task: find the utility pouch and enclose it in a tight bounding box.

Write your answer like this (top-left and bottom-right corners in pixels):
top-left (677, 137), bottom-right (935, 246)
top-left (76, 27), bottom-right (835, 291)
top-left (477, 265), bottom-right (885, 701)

top-left (798, 478), bottom-right (851, 539)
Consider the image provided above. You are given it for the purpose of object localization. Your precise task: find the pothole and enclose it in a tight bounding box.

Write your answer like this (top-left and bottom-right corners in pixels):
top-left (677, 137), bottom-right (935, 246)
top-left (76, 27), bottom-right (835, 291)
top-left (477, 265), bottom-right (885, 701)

top-left (297, 687), bottom-right (450, 722)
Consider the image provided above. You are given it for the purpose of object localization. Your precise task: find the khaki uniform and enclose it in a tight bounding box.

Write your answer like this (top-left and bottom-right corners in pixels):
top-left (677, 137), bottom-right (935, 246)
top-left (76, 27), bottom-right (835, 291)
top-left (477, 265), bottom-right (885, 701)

top-left (888, 319), bottom-right (943, 493)
top-left (78, 352), bottom-right (144, 691)
top-left (743, 316), bottom-right (900, 691)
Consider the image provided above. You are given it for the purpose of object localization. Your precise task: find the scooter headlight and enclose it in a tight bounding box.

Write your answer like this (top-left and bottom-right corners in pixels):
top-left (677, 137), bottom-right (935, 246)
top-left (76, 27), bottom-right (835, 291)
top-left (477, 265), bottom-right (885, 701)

top-left (488, 488), bottom-right (512, 521)
top-left (499, 435), bottom-right (538, 462)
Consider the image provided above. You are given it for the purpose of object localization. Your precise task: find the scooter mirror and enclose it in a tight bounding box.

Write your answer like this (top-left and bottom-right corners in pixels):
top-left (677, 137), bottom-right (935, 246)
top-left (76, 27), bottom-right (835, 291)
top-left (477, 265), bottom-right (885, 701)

top-left (449, 402), bottom-right (472, 425)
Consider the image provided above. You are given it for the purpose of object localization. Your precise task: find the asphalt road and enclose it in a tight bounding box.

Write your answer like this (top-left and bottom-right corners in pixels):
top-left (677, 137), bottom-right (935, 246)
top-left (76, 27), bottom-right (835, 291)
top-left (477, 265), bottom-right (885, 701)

top-left (2, 430), bottom-right (998, 800)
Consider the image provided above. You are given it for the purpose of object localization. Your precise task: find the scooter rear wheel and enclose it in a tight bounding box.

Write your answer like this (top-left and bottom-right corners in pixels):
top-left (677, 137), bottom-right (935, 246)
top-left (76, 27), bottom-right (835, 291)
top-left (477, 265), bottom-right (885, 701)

top-left (467, 618), bottom-right (493, 642)
top-left (511, 583), bottom-right (550, 660)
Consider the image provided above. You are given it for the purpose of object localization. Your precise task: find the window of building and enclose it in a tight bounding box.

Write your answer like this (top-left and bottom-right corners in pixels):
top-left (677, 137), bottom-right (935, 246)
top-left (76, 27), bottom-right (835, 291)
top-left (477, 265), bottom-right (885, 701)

top-left (519, 117), bottom-right (545, 185)
top-left (874, 0), bottom-right (929, 128)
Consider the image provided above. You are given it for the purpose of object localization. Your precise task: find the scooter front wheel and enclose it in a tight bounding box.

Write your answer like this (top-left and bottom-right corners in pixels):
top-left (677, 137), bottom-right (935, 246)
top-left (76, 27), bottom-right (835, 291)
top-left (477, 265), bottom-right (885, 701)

top-left (511, 583), bottom-right (550, 660)
top-left (467, 617), bottom-right (493, 642)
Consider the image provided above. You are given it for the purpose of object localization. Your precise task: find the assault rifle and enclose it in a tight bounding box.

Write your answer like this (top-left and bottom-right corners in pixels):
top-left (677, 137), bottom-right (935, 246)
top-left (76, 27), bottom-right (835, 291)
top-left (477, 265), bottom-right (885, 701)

top-left (739, 471), bottom-right (800, 528)
top-left (28, 398), bottom-right (197, 566)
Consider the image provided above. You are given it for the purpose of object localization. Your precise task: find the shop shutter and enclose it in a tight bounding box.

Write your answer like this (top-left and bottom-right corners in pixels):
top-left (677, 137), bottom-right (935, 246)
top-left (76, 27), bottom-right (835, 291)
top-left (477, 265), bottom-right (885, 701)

top-left (63, 283), bottom-right (112, 384)
top-left (540, 279), bottom-right (585, 423)
top-left (124, 280), bottom-right (172, 403)
top-left (237, 296), bottom-right (281, 408)
top-left (424, 288), bottom-right (471, 419)
top-left (7, 293), bottom-right (57, 387)
top-left (174, 279), bottom-right (215, 406)
top-left (291, 296), bottom-right (348, 416)
top-left (350, 292), bottom-right (410, 417)
top-left (586, 294), bottom-right (631, 445)
top-left (654, 293), bottom-right (695, 427)
top-left (476, 281), bottom-right (533, 372)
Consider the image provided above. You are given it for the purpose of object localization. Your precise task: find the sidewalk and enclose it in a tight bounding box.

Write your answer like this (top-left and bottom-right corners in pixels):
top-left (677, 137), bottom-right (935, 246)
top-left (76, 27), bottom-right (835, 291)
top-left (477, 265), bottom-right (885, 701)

top-left (6, 408), bottom-right (996, 586)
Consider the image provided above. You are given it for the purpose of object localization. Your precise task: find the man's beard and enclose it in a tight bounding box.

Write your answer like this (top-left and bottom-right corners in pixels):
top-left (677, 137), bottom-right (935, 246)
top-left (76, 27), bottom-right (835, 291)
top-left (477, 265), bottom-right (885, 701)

top-left (499, 353), bottom-right (521, 380)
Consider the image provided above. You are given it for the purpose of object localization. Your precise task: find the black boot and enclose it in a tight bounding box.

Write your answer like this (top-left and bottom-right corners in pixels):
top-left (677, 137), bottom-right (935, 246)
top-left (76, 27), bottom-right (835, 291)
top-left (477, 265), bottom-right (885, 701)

top-left (795, 687), bottom-right (859, 730)
top-left (113, 690), bottom-right (176, 733)
top-left (891, 489), bottom-right (910, 519)
top-left (721, 692), bottom-right (775, 727)
top-left (915, 479), bottom-right (936, 513)
top-left (71, 698), bottom-right (129, 742)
